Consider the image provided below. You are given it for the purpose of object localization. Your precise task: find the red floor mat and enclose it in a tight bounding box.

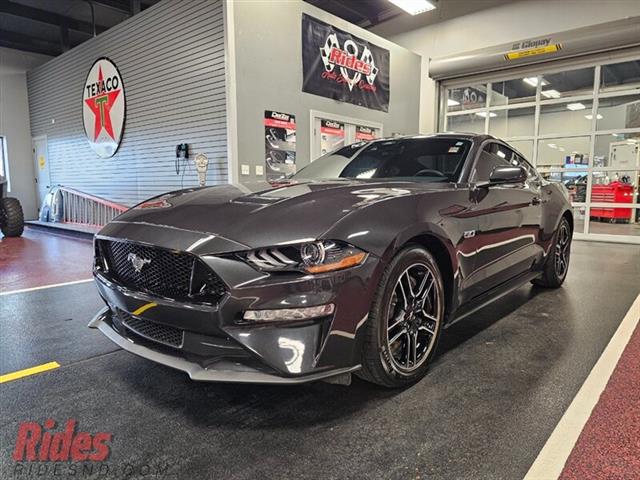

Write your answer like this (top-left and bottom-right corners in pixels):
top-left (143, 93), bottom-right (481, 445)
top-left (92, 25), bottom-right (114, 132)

top-left (559, 321), bottom-right (640, 480)
top-left (0, 228), bottom-right (93, 292)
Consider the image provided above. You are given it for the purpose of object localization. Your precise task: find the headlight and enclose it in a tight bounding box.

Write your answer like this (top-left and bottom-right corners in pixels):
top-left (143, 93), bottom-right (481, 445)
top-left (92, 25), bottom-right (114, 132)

top-left (243, 240), bottom-right (367, 274)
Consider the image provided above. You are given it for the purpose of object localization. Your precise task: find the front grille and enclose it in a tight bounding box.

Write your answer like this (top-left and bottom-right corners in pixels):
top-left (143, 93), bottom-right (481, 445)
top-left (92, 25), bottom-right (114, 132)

top-left (115, 308), bottom-right (184, 348)
top-left (97, 240), bottom-right (227, 304)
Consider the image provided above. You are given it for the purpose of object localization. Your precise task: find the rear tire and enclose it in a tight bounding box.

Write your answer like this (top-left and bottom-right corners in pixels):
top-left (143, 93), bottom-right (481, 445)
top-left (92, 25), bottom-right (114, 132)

top-left (1, 197), bottom-right (24, 237)
top-left (532, 217), bottom-right (571, 288)
top-left (357, 246), bottom-right (445, 388)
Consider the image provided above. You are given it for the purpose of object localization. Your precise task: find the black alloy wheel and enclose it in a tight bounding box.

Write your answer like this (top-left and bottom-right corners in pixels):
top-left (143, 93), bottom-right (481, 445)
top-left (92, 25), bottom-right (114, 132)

top-left (532, 216), bottom-right (572, 288)
top-left (358, 246), bottom-right (444, 388)
top-left (554, 221), bottom-right (571, 280)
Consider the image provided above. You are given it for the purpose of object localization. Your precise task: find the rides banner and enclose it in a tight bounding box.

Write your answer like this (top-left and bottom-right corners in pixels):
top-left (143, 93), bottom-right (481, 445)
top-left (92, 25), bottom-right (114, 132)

top-left (302, 14), bottom-right (390, 112)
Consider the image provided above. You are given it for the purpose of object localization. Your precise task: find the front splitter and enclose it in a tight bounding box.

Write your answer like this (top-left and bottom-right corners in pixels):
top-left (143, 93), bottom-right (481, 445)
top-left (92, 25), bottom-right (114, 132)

top-left (88, 307), bottom-right (360, 384)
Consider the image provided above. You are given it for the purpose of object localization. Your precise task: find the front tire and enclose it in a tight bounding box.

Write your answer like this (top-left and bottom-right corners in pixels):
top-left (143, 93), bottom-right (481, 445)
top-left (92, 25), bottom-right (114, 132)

top-left (358, 246), bottom-right (445, 388)
top-left (1, 197), bottom-right (24, 237)
top-left (532, 216), bottom-right (571, 288)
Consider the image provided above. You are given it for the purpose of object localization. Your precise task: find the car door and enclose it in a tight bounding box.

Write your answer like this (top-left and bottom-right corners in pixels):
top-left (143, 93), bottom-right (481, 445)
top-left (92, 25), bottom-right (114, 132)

top-left (466, 142), bottom-right (543, 298)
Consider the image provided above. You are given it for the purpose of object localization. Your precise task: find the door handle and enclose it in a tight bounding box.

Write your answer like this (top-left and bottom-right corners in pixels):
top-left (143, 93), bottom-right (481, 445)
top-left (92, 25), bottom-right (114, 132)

top-left (531, 196), bottom-right (546, 205)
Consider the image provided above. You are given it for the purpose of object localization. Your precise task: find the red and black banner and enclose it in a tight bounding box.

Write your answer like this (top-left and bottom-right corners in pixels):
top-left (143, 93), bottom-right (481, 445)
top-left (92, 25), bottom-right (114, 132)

top-left (302, 14), bottom-right (390, 112)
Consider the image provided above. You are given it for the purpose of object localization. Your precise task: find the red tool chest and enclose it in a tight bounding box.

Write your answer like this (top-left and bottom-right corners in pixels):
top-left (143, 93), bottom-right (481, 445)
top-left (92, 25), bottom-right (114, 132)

top-left (590, 182), bottom-right (634, 220)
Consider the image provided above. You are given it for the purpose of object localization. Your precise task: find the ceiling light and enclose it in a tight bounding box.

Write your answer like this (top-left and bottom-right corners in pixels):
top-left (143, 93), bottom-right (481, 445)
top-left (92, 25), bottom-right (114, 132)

top-left (584, 114), bottom-right (603, 120)
top-left (447, 98), bottom-right (460, 107)
top-left (547, 143), bottom-right (558, 149)
top-left (523, 77), bottom-right (549, 87)
top-left (388, 0), bottom-right (436, 15)
top-left (541, 89), bottom-right (561, 98)
top-left (475, 111), bottom-right (497, 118)
top-left (567, 103), bottom-right (586, 111)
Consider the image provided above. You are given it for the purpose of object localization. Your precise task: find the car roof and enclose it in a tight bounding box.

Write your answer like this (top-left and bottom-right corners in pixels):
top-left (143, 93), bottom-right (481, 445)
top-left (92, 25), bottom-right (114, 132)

top-left (368, 132), bottom-right (496, 144)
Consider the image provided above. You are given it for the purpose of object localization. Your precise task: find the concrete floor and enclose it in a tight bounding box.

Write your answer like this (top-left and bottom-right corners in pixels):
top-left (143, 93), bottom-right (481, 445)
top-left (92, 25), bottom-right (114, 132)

top-left (1, 241), bottom-right (639, 479)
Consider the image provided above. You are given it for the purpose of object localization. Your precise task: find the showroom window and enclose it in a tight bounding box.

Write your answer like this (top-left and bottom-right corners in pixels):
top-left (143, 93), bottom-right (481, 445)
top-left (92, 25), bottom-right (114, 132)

top-left (439, 57), bottom-right (640, 243)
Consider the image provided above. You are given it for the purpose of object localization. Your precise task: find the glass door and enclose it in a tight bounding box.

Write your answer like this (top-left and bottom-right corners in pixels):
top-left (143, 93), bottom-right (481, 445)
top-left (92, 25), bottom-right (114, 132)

top-left (311, 113), bottom-right (382, 161)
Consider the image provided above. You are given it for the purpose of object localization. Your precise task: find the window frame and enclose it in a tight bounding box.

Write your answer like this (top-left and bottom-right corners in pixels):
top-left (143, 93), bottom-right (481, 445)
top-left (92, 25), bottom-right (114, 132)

top-left (438, 51), bottom-right (640, 243)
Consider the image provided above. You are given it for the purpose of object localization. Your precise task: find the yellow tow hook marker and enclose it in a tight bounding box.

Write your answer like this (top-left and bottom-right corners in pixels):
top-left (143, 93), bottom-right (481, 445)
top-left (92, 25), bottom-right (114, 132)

top-left (132, 302), bottom-right (158, 316)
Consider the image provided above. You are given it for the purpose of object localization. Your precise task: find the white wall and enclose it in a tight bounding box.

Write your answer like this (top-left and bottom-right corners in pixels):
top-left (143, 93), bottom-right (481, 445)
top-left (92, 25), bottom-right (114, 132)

top-left (27, 0), bottom-right (227, 206)
top-left (230, 0), bottom-right (421, 180)
top-left (373, 0), bottom-right (640, 134)
top-left (0, 47), bottom-right (51, 219)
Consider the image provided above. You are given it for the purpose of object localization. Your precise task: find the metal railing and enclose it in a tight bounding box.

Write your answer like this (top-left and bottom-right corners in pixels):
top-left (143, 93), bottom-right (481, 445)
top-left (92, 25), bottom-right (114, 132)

top-left (58, 186), bottom-right (128, 227)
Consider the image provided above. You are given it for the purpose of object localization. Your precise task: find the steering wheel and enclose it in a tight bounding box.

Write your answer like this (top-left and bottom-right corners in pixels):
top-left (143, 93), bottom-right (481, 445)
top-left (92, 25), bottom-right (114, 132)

top-left (415, 169), bottom-right (446, 177)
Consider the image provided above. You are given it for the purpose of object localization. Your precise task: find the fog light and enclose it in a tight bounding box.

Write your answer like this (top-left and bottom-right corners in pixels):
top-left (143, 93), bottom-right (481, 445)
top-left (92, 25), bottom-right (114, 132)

top-left (243, 304), bottom-right (335, 322)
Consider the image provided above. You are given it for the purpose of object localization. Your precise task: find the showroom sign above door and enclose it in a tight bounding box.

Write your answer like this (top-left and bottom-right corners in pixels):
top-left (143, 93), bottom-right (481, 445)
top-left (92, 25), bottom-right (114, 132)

top-left (302, 14), bottom-right (390, 112)
top-left (82, 58), bottom-right (126, 158)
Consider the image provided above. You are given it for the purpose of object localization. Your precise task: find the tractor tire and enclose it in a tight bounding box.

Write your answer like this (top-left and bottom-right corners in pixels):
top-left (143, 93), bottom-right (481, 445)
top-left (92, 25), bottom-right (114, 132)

top-left (1, 197), bottom-right (25, 237)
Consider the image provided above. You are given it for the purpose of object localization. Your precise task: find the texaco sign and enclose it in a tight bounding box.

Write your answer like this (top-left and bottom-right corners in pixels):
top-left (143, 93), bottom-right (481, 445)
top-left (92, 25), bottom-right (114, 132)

top-left (82, 58), bottom-right (125, 158)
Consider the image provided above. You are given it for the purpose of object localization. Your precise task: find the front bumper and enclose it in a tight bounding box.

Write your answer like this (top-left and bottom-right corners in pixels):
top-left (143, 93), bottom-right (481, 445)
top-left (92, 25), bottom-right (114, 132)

top-left (90, 242), bottom-right (382, 384)
top-left (89, 307), bottom-right (360, 384)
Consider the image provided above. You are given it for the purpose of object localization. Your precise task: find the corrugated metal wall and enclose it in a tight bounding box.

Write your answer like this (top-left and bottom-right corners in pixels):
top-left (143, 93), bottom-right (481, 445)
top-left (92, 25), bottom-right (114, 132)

top-left (27, 0), bottom-right (227, 206)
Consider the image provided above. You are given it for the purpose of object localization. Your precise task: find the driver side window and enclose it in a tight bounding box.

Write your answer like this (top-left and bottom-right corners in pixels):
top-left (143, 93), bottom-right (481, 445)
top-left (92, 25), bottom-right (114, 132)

top-left (473, 143), bottom-right (511, 182)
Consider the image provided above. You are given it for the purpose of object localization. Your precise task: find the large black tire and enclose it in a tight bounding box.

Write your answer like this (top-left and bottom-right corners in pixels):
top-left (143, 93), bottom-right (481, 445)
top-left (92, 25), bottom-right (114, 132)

top-left (1, 197), bottom-right (24, 237)
top-left (357, 246), bottom-right (445, 388)
top-left (532, 216), bottom-right (571, 288)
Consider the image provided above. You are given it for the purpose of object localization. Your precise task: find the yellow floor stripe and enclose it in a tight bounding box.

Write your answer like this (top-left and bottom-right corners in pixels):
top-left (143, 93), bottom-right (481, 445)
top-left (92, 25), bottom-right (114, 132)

top-left (0, 361), bottom-right (61, 384)
top-left (132, 302), bottom-right (158, 316)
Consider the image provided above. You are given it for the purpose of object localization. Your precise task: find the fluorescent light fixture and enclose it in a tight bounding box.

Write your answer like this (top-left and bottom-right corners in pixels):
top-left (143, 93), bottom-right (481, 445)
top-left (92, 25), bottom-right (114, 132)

top-left (523, 77), bottom-right (549, 87)
top-left (475, 111), bottom-right (497, 118)
top-left (496, 150), bottom-right (506, 158)
top-left (547, 143), bottom-right (558, 149)
top-left (567, 103), bottom-right (586, 111)
top-left (541, 89), bottom-right (561, 99)
top-left (447, 98), bottom-right (460, 107)
top-left (584, 114), bottom-right (603, 120)
top-left (388, 0), bottom-right (436, 15)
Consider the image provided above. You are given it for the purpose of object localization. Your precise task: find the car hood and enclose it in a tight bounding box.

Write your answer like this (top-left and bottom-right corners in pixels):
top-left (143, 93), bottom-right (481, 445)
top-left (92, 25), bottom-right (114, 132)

top-left (104, 180), bottom-right (452, 253)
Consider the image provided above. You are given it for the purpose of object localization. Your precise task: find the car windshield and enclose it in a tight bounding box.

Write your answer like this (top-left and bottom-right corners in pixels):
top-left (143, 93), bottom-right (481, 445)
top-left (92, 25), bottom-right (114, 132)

top-left (294, 138), bottom-right (472, 182)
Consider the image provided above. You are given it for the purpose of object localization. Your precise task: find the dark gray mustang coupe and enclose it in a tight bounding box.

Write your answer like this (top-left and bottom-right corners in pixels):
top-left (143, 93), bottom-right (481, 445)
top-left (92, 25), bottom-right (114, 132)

top-left (90, 133), bottom-right (573, 387)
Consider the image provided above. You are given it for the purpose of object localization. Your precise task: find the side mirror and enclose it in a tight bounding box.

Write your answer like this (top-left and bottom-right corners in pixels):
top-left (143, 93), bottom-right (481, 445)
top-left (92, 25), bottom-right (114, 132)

top-left (488, 165), bottom-right (527, 185)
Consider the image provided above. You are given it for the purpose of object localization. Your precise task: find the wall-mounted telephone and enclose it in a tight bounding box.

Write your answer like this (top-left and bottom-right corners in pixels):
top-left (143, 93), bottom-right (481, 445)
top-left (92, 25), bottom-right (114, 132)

top-left (175, 143), bottom-right (189, 175)
top-left (176, 143), bottom-right (189, 159)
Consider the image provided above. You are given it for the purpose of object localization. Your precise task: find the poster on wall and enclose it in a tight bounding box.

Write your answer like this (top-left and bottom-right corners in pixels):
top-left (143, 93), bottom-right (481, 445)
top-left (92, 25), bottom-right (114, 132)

top-left (320, 119), bottom-right (345, 156)
top-left (82, 57), bottom-right (126, 158)
top-left (265, 110), bottom-right (296, 180)
top-left (355, 125), bottom-right (377, 141)
top-left (302, 14), bottom-right (390, 112)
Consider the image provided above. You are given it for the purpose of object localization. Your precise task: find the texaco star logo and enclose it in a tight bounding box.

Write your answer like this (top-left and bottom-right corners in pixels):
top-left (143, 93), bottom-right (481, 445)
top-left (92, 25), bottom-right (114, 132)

top-left (82, 58), bottom-right (125, 158)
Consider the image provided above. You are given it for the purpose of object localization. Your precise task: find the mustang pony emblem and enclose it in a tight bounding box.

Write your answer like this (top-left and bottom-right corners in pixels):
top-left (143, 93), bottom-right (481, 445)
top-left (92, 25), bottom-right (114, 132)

top-left (127, 253), bottom-right (151, 273)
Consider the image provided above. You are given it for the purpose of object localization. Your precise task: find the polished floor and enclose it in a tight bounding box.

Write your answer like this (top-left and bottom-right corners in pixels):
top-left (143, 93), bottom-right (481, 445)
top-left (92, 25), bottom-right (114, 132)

top-left (0, 237), bottom-right (639, 479)
top-left (0, 227), bottom-right (93, 292)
